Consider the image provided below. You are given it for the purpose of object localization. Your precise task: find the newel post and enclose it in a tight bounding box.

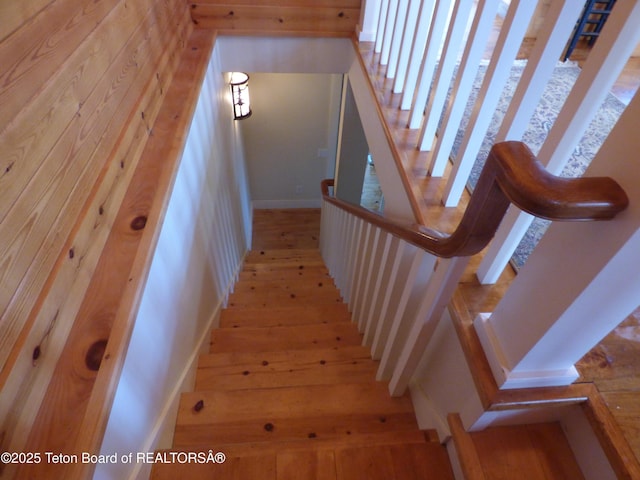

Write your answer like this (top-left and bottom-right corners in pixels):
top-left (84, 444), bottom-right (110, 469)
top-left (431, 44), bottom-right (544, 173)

top-left (475, 88), bottom-right (640, 389)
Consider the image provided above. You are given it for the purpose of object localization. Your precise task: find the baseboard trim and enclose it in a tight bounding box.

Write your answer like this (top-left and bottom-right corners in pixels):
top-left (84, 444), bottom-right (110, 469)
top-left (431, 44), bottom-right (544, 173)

top-left (252, 199), bottom-right (321, 209)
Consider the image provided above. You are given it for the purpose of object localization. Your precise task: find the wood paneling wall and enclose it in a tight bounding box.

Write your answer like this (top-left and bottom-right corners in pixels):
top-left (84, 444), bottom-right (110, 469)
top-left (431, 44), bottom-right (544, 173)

top-left (190, 0), bottom-right (361, 36)
top-left (0, 0), bottom-right (192, 473)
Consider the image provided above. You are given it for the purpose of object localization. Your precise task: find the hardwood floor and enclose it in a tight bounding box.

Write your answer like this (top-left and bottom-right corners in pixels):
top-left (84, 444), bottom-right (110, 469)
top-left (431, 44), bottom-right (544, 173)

top-left (151, 209), bottom-right (456, 479)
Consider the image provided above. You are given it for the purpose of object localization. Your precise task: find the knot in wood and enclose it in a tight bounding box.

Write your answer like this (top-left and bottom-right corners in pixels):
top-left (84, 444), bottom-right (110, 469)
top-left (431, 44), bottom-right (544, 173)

top-left (130, 215), bottom-right (147, 231)
top-left (85, 339), bottom-right (108, 371)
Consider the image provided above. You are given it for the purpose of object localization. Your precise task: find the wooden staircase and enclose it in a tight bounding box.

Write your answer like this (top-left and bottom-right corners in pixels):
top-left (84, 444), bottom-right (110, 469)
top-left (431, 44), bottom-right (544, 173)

top-left (150, 210), bottom-right (455, 479)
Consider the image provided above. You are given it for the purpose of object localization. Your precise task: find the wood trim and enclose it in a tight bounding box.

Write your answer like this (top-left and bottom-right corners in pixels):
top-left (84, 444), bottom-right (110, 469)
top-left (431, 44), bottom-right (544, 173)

top-left (15, 27), bottom-right (212, 480)
top-left (582, 383), bottom-right (640, 480)
top-left (350, 36), bottom-right (426, 224)
top-left (322, 141), bottom-right (628, 259)
top-left (447, 413), bottom-right (486, 480)
top-left (448, 291), bottom-right (640, 479)
top-left (190, 4), bottom-right (359, 36)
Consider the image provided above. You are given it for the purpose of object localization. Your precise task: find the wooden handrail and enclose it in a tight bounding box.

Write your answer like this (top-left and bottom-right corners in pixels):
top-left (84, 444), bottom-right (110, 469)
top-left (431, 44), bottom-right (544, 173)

top-left (322, 141), bottom-right (628, 258)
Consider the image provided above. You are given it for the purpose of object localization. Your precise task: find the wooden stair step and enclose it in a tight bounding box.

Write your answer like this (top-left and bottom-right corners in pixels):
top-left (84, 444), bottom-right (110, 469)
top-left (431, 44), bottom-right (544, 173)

top-left (334, 442), bottom-right (455, 479)
top-left (238, 266), bottom-right (332, 283)
top-left (449, 414), bottom-right (585, 480)
top-left (195, 346), bottom-right (377, 391)
top-left (151, 440), bottom-right (448, 480)
top-left (227, 283), bottom-right (342, 308)
top-left (231, 278), bottom-right (339, 296)
top-left (173, 411), bottom-right (422, 447)
top-left (219, 304), bottom-right (351, 328)
top-left (244, 249), bottom-right (325, 266)
top-left (210, 323), bottom-right (363, 353)
top-left (174, 383), bottom-right (417, 446)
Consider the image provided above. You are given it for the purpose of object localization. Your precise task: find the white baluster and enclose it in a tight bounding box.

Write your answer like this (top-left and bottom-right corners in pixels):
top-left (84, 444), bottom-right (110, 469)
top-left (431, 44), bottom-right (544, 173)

top-left (377, 248), bottom-right (434, 380)
top-left (358, 227), bottom-right (387, 333)
top-left (381, 0), bottom-right (400, 65)
top-left (417, 0), bottom-right (475, 151)
top-left (400, 0), bottom-right (436, 110)
top-left (428, 0), bottom-right (501, 176)
top-left (348, 219), bottom-right (367, 313)
top-left (387, 0), bottom-right (410, 79)
top-left (356, 226), bottom-right (382, 331)
top-left (363, 231), bottom-right (395, 347)
top-left (393, 0), bottom-right (422, 94)
top-left (442, 0), bottom-right (540, 207)
top-left (408, 0), bottom-right (455, 129)
top-left (371, 235), bottom-right (405, 358)
top-left (388, 256), bottom-right (470, 395)
top-left (375, 0), bottom-right (390, 53)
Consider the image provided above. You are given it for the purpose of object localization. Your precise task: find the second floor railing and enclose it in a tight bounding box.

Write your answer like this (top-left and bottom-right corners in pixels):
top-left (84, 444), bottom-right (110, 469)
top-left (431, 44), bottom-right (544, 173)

top-left (319, 140), bottom-right (628, 395)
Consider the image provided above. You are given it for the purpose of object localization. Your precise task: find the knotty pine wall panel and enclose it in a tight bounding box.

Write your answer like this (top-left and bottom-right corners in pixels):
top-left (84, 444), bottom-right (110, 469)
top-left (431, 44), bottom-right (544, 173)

top-left (190, 0), bottom-right (361, 36)
top-left (0, 0), bottom-right (191, 465)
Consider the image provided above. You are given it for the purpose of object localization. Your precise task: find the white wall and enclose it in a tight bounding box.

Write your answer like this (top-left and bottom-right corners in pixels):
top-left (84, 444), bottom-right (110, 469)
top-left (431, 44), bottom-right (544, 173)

top-left (241, 73), bottom-right (342, 209)
top-left (95, 40), bottom-right (251, 480)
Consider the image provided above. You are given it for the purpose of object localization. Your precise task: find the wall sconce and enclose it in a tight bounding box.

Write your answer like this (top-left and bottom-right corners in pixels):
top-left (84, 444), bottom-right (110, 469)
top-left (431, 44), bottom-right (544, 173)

top-left (230, 72), bottom-right (252, 120)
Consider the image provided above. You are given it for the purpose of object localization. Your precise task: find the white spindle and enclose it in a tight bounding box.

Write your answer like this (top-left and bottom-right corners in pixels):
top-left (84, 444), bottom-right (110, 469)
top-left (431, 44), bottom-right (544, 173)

top-left (400, 0), bottom-right (436, 110)
top-left (362, 230), bottom-right (394, 345)
top-left (380, 0), bottom-right (400, 65)
top-left (387, 0), bottom-right (410, 79)
top-left (352, 223), bottom-right (374, 323)
top-left (393, 0), bottom-right (422, 94)
top-left (377, 247), bottom-right (432, 380)
top-left (348, 219), bottom-right (368, 313)
top-left (342, 215), bottom-right (359, 303)
top-left (371, 235), bottom-right (405, 359)
top-left (442, 0), bottom-right (538, 207)
top-left (375, 0), bottom-right (390, 53)
top-left (407, 0), bottom-right (455, 129)
top-left (417, 0), bottom-right (475, 151)
top-left (356, 226), bottom-right (382, 331)
top-left (388, 256), bottom-right (469, 395)
top-left (427, 0), bottom-right (501, 176)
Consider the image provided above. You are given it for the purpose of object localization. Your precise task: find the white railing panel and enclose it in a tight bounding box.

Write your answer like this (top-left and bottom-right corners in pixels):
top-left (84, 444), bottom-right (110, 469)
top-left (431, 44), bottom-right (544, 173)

top-left (387, 0), bottom-right (410, 79)
top-left (356, 226), bottom-right (382, 331)
top-left (408, 0), bottom-right (455, 129)
top-left (442, 0), bottom-right (538, 206)
top-left (388, 256), bottom-right (470, 395)
top-left (342, 213), bottom-right (359, 303)
top-left (417, 0), bottom-right (475, 151)
top-left (375, 0), bottom-right (390, 53)
top-left (400, 0), bottom-right (436, 110)
top-left (347, 218), bottom-right (367, 312)
top-left (371, 235), bottom-right (405, 358)
top-left (381, 0), bottom-right (400, 65)
top-left (428, 0), bottom-right (501, 177)
top-left (377, 248), bottom-right (435, 381)
top-left (362, 230), bottom-right (394, 344)
top-left (393, 0), bottom-right (422, 94)
top-left (352, 223), bottom-right (374, 322)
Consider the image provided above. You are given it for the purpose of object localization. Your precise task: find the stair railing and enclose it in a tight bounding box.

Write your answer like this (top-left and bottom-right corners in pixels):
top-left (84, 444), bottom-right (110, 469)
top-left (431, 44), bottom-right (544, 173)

top-left (320, 141), bottom-right (628, 396)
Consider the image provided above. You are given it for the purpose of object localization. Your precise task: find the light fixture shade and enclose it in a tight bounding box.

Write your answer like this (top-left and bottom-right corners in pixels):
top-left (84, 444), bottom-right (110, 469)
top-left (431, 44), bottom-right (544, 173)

top-left (230, 72), bottom-right (252, 120)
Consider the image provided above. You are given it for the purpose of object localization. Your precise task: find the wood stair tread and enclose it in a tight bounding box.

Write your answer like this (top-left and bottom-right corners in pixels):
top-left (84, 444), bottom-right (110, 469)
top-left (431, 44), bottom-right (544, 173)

top-left (151, 440), bottom-right (452, 480)
top-left (178, 383), bottom-right (416, 425)
top-left (219, 304), bottom-right (351, 328)
top-left (210, 323), bottom-right (363, 353)
top-left (195, 345), bottom-right (377, 390)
